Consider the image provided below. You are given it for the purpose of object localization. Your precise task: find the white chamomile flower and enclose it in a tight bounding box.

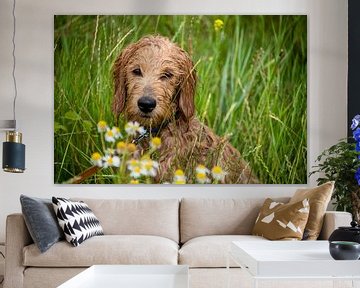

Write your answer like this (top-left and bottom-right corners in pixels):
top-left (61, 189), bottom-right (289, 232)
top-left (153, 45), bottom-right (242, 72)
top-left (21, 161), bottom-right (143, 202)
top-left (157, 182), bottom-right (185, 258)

top-left (211, 165), bottom-right (227, 181)
top-left (140, 159), bottom-right (159, 177)
top-left (97, 120), bottom-right (108, 133)
top-left (137, 126), bottom-right (147, 135)
top-left (112, 156), bottom-right (121, 167)
top-left (196, 164), bottom-right (210, 175)
top-left (111, 126), bottom-right (122, 139)
top-left (196, 172), bottom-right (210, 184)
top-left (130, 166), bottom-right (142, 178)
top-left (195, 165), bottom-right (210, 183)
top-left (127, 159), bottom-right (141, 171)
top-left (173, 169), bottom-right (186, 184)
top-left (91, 152), bottom-right (103, 167)
top-left (103, 155), bottom-right (120, 168)
top-left (105, 128), bottom-right (116, 142)
top-left (125, 121), bottom-right (141, 136)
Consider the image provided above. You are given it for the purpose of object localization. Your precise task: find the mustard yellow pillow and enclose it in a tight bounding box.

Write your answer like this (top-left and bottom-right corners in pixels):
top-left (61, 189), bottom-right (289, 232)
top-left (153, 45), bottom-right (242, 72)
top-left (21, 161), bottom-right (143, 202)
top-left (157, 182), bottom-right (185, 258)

top-left (252, 198), bottom-right (310, 240)
top-left (289, 181), bottom-right (334, 240)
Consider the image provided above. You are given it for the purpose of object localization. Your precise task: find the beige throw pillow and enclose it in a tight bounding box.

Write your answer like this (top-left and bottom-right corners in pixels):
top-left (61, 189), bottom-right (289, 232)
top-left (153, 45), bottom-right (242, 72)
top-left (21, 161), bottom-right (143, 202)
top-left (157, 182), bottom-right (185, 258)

top-left (289, 181), bottom-right (334, 240)
top-left (252, 198), bottom-right (310, 240)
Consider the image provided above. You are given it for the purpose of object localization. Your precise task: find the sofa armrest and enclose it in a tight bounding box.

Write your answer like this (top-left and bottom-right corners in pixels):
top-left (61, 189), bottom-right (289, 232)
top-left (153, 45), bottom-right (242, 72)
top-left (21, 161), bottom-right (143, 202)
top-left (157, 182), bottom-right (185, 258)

top-left (318, 211), bottom-right (352, 240)
top-left (4, 213), bottom-right (33, 288)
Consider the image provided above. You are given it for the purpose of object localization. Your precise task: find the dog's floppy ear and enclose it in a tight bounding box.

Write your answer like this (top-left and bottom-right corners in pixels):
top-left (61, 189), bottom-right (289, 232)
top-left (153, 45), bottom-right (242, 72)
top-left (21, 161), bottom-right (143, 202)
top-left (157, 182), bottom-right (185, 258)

top-left (112, 51), bottom-right (128, 119)
top-left (178, 50), bottom-right (197, 121)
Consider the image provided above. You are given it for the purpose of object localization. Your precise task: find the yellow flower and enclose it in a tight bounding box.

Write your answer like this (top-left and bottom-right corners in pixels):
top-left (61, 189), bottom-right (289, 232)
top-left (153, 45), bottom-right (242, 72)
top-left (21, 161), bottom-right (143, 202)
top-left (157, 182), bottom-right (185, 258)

top-left (211, 165), bottom-right (227, 181)
top-left (91, 152), bottom-right (102, 167)
top-left (214, 19), bottom-right (224, 32)
top-left (105, 129), bottom-right (115, 142)
top-left (127, 143), bottom-right (137, 153)
top-left (173, 169), bottom-right (186, 184)
top-left (196, 172), bottom-right (210, 184)
top-left (127, 159), bottom-right (141, 171)
top-left (91, 152), bottom-right (101, 161)
top-left (130, 166), bottom-right (142, 178)
top-left (140, 159), bottom-right (159, 177)
top-left (116, 141), bottom-right (127, 154)
top-left (97, 120), bottom-right (108, 132)
top-left (150, 137), bottom-right (162, 149)
top-left (130, 179), bottom-right (139, 184)
top-left (175, 169), bottom-right (184, 176)
top-left (195, 164), bottom-right (210, 183)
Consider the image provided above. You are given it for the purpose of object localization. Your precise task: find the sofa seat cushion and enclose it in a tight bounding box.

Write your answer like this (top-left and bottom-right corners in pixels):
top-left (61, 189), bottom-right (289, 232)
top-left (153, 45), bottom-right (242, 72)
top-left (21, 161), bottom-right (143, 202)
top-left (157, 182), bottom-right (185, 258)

top-left (179, 235), bottom-right (267, 268)
top-left (23, 235), bottom-right (178, 267)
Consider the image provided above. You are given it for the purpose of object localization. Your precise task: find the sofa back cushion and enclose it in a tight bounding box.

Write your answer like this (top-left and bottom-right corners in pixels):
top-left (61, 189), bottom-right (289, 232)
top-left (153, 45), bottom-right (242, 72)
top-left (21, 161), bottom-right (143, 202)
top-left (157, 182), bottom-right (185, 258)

top-left (72, 198), bottom-right (179, 243)
top-left (180, 198), bottom-right (289, 243)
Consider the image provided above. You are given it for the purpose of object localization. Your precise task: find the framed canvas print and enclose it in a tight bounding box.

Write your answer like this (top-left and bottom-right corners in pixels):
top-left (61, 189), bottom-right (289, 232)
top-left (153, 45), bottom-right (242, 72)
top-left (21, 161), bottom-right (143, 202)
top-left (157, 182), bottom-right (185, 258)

top-left (54, 15), bottom-right (307, 184)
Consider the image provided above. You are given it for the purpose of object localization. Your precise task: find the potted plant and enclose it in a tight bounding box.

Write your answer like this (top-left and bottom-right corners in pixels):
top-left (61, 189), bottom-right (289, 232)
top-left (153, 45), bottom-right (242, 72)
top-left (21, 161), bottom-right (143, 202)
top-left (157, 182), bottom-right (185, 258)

top-left (310, 115), bottom-right (360, 222)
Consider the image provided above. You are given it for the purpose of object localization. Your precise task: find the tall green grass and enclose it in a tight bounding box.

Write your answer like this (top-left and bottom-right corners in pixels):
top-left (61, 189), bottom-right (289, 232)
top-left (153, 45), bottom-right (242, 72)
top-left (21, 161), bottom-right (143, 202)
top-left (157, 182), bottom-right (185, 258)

top-left (54, 15), bottom-right (307, 184)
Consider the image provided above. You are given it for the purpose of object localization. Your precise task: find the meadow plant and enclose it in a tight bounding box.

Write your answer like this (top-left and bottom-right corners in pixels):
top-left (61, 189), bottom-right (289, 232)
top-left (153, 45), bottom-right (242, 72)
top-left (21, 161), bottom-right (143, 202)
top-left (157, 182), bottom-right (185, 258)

top-left (311, 114), bottom-right (360, 221)
top-left (85, 121), bottom-right (228, 184)
top-left (90, 120), bottom-right (161, 184)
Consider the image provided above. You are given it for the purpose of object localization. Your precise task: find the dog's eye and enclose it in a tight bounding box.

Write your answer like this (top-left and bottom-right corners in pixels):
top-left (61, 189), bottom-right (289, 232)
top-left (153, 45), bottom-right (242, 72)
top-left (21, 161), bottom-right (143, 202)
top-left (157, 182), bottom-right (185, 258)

top-left (160, 72), bottom-right (173, 80)
top-left (132, 68), bottom-right (142, 77)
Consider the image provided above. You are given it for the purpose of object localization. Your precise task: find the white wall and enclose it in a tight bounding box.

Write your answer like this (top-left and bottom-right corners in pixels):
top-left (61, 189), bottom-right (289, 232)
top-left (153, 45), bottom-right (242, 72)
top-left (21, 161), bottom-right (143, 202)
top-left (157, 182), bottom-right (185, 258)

top-left (0, 0), bottom-right (348, 242)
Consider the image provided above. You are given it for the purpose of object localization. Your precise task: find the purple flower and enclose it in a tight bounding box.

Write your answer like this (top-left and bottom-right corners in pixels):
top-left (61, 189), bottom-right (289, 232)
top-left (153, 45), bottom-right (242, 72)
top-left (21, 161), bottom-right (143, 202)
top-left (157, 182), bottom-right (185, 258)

top-left (352, 115), bottom-right (360, 130)
top-left (357, 142), bottom-right (360, 152)
top-left (353, 128), bottom-right (360, 142)
top-left (356, 167), bottom-right (360, 186)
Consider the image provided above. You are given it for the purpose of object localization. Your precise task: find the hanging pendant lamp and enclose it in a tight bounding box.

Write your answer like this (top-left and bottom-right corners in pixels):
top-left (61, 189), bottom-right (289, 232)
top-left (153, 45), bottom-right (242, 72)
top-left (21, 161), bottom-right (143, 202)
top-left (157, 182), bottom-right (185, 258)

top-left (1, 0), bottom-right (26, 173)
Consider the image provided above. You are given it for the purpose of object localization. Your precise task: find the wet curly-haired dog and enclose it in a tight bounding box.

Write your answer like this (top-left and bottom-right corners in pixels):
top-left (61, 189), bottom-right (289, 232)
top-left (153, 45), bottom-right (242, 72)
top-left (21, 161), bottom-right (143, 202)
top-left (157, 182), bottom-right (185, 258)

top-left (113, 35), bottom-right (259, 184)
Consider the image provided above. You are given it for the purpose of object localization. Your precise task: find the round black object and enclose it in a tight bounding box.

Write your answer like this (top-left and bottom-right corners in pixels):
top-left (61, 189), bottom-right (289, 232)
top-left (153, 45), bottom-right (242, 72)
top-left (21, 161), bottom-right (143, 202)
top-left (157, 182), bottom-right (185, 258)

top-left (137, 96), bottom-right (157, 113)
top-left (329, 222), bottom-right (360, 244)
top-left (329, 241), bottom-right (360, 260)
top-left (2, 141), bottom-right (25, 172)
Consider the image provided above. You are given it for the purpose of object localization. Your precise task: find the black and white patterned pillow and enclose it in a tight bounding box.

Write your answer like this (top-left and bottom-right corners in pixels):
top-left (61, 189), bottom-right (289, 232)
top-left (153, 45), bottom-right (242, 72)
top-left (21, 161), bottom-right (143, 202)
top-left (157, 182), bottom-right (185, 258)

top-left (52, 197), bottom-right (104, 247)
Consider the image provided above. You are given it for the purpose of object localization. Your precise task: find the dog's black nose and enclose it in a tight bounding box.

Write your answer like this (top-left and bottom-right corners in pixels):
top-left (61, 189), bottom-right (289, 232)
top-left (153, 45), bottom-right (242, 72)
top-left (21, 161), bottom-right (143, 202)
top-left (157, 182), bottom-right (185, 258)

top-left (138, 96), bottom-right (156, 113)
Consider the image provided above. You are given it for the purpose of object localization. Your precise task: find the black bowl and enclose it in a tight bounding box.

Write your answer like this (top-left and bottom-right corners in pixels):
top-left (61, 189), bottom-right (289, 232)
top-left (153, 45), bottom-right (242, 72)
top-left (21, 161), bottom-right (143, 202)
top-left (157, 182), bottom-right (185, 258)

top-left (329, 241), bottom-right (360, 260)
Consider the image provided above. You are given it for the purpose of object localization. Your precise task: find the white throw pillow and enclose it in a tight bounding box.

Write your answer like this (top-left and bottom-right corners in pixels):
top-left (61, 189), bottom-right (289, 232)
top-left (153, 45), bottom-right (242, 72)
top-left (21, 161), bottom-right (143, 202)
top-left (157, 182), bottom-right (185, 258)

top-left (52, 197), bottom-right (103, 247)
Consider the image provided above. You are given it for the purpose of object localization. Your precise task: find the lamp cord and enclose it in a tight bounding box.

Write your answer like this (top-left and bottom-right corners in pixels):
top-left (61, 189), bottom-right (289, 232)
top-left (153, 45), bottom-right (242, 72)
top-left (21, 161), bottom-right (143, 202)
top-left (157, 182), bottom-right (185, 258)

top-left (12, 0), bottom-right (17, 128)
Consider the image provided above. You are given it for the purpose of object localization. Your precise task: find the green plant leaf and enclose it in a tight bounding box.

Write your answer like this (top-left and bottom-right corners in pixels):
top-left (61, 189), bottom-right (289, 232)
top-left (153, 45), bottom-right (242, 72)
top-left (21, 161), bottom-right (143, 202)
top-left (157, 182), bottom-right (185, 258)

top-left (310, 139), bottom-right (360, 216)
top-left (54, 122), bottom-right (68, 133)
top-left (64, 111), bottom-right (81, 121)
top-left (83, 120), bottom-right (93, 132)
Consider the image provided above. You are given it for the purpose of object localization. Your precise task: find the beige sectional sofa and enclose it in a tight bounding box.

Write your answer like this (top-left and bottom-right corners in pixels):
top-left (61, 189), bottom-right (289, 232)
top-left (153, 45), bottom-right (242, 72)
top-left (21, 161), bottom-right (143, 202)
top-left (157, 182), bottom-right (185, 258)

top-left (5, 198), bottom-right (352, 288)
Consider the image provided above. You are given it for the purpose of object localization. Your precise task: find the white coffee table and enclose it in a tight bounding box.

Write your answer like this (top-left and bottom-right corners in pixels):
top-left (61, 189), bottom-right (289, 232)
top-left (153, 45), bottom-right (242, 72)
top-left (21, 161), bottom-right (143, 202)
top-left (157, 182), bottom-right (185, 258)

top-left (228, 241), bottom-right (360, 288)
top-left (58, 265), bottom-right (189, 288)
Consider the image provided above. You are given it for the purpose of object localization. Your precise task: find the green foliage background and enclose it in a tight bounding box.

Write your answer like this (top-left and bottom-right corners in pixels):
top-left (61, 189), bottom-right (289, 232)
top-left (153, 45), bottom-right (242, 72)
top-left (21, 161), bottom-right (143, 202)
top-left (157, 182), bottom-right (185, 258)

top-left (54, 15), bottom-right (307, 184)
